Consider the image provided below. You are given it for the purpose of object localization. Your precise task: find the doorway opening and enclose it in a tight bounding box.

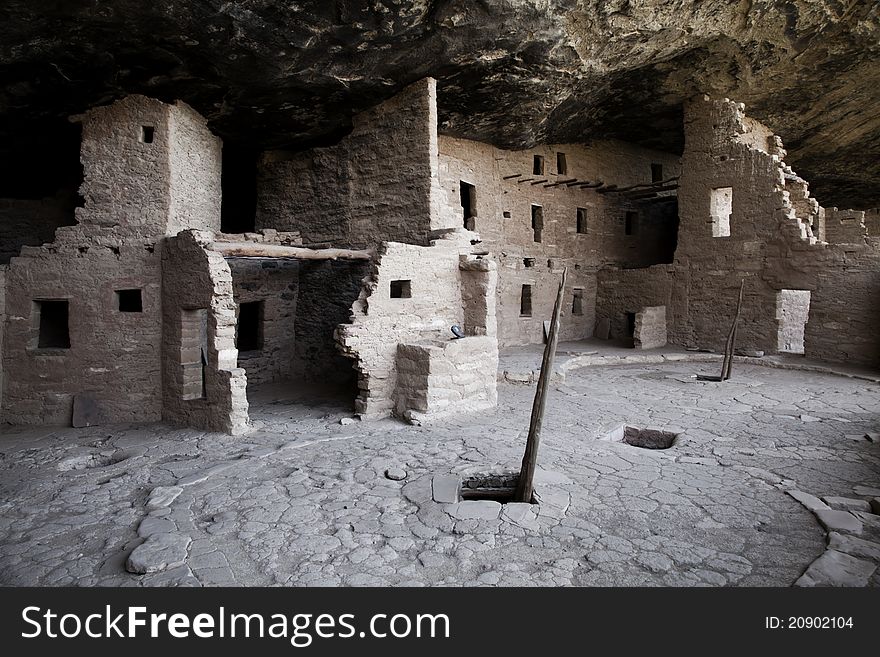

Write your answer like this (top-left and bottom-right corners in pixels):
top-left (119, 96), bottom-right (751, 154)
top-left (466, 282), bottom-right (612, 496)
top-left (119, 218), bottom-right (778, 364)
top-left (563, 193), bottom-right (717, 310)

top-left (777, 290), bottom-right (811, 354)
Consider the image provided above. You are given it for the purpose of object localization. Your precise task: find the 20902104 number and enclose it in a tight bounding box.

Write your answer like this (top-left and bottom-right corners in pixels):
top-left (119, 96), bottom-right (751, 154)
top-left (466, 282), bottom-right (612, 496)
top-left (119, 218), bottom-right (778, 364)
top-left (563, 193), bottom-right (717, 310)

top-left (788, 617), bottom-right (853, 629)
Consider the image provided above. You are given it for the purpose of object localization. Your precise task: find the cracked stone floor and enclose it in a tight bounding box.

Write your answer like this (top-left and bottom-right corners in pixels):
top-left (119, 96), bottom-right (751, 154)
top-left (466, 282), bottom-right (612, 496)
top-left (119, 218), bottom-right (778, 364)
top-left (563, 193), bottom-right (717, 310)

top-left (1, 361), bottom-right (878, 587)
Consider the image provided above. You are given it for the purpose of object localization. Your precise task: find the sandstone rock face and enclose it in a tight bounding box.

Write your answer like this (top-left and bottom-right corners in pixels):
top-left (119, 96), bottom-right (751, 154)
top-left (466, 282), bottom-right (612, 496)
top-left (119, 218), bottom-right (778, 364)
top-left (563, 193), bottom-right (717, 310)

top-left (0, 1), bottom-right (878, 207)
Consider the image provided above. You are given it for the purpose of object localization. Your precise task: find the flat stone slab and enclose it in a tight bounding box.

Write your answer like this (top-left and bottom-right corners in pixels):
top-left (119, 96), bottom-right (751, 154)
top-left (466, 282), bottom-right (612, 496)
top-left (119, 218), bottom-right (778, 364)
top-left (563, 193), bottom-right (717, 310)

top-left (853, 485), bottom-right (880, 497)
top-left (827, 532), bottom-right (880, 561)
top-left (795, 550), bottom-right (877, 587)
top-left (446, 500), bottom-right (501, 521)
top-left (814, 509), bottom-right (863, 535)
top-left (431, 474), bottom-right (460, 504)
top-left (385, 468), bottom-right (407, 481)
top-left (787, 489), bottom-right (830, 513)
top-left (137, 515), bottom-right (176, 538)
top-left (822, 496), bottom-right (871, 513)
top-left (126, 532), bottom-right (192, 575)
top-left (146, 486), bottom-right (184, 511)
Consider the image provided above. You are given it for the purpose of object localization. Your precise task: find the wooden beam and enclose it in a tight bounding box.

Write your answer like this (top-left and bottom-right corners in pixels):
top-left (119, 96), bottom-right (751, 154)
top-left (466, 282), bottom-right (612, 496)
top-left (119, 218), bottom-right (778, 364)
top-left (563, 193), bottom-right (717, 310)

top-left (530, 179), bottom-right (549, 185)
top-left (514, 267), bottom-right (567, 503)
top-left (210, 242), bottom-right (372, 260)
top-left (502, 173), bottom-right (522, 180)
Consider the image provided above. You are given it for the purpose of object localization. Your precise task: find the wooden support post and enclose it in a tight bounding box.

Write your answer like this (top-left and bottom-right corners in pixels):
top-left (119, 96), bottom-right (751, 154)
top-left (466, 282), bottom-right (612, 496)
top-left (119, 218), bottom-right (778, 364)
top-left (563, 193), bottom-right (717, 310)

top-left (515, 267), bottom-right (568, 503)
top-left (721, 279), bottom-right (745, 380)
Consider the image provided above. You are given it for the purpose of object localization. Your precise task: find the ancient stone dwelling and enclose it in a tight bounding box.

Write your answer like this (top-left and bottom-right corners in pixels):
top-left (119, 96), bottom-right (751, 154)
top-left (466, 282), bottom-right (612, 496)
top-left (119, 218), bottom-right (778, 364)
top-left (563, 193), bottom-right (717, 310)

top-left (0, 78), bottom-right (878, 434)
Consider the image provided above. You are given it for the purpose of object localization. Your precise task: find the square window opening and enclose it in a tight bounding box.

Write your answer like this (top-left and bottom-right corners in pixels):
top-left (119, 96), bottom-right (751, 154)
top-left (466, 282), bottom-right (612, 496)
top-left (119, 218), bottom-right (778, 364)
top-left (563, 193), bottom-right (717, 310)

top-left (236, 301), bottom-right (264, 352)
top-left (651, 163), bottom-right (663, 182)
top-left (390, 280), bottom-right (412, 299)
top-left (141, 126), bottom-right (155, 144)
top-left (533, 155), bottom-right (545, 176)
top-left (116, 289), bottom-right (143, 313)
top-left (35, 299), bottom-right (70, 349)
top-left (520, 284), bottom-right (533, 317)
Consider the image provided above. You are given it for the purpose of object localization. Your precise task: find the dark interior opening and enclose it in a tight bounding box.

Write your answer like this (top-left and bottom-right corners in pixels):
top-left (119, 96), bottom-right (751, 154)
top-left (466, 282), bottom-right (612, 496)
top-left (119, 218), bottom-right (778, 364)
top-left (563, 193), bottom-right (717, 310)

top-left (236, 301), bottom-right (264, 352)
top-left (531, 205), bottom-right (543, 242)
top-left (556, 152), bottom-right (567, 175)
top-left (459, 473), bottom-right (535, 504)
top-left (625, 211), bottom-right (638, 235)
top-left (656, 198), bottom-right (679, 263)
top-left (533, 155), bottom-right (544, 175)
top-left (221, 143), bottom-right (259, 233)
top-left (116, 289), bottom-right (143, 313)
top-left (36, 299), bottom-right (70, 349)
top-left (520, 284), bottom-right (532, 317)
top-left (523, 257), bottom-right (535, 268)
top-left (0, 119), bottom-right (82, 264)
top-left (460, 181), bottom-right (477, 231)
top-left (626, 311), bottom-right (636, 338)
top-left (651, 162), bottom-right (663, 182)
top-left (572, 288), bottom-right (584, 316)
top-left (141, 126), bottom-right (154, 144)
top-left (576, 207), bottom-right (587, 234)
top-left (390, 280), bottom-right (412, 299)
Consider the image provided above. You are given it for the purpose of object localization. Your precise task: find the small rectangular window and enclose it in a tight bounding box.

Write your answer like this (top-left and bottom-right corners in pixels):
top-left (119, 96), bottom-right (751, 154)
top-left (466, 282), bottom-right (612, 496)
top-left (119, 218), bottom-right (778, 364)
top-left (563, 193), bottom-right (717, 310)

top-left (236, 301), bottom-right (264, 352)
top-left (35, 300), bottom-right (70, 349)
top-left (116, 289), bottom-right (143, 312)
top-left (523, 258), bottom-right (535, 268)
top-left (651, 163), bottom-right (663, 182)
top-left (503, 211), bottom-right (511, 218)
top-left (531, 205), bottom-right (543, 243)
top-left (625, 211), bottom-right (638, 236)
top-left (533, 155), bottom-right (545, 175)
top-left (460, 181), bottom-right (477, 231)
top-left (572, 288), bottom-right (584, 316)
top-left (556, 152), bottom-right (568, 175)
top-left (576, 208), bottom-right (588, 234)
top-left (710, 187), bottom-right (733, 237)
top-left (390, 280), bottom-right (412, 299)
top-left (520, 284), bottom-right (532, 317)
top-left (141, 126), bottom-right (155, 144)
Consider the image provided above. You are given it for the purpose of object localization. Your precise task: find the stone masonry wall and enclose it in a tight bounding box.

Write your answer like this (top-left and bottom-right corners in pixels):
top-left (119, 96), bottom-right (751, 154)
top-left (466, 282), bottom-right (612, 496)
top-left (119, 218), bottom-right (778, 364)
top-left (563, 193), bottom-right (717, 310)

top-left (595, 265), bottom-right (682, 344)
top-left (257, 78), bottom-right (444, 248)
top-left (229, 258), bottom-right (299, 386)
top-left (167, 101), bottom-right (223, 235)
top-left (1, 95), bottom-right (229, 427)
top-left (824, 208), bottom-right (869, 245)
top-left (162, 230), bottom-right (248, 434)
top-left (1, 238), bottom-right (163, 425)
top-left (295, 259), bottom-right (371, 385)
top-left (437, 135), bottom-right (681, 347)
top-left (336, 230), bottom-right (483, 420)
top-left (597, 95), bottom-right (880, 367)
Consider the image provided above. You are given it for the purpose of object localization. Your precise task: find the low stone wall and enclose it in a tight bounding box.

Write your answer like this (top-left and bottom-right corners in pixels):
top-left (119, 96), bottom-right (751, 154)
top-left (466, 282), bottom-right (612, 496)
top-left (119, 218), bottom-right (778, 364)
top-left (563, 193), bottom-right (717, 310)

top-left (396, 335), bottom-right (498, 424)
top-left (161, 230), bottom-right (248, 434)
top-left (635, 305), bottom-right (667, 349)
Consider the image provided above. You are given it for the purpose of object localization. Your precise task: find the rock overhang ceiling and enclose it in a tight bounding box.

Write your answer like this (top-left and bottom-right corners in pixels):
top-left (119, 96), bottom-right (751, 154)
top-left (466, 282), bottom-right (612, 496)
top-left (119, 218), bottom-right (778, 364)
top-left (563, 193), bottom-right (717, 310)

top-left (0, 0), bottom-right (878, 207)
